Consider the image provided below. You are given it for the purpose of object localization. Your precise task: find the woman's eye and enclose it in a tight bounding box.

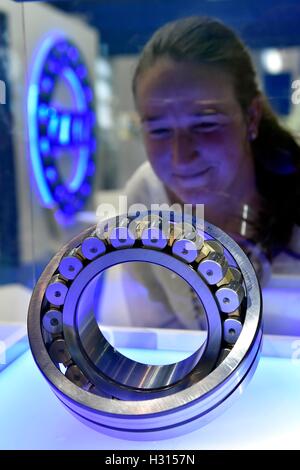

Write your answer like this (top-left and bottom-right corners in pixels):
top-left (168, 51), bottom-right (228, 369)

top-left (148, 128), bottom-right (172, 137)
top-left (192, 122), bottom-right (219, 132)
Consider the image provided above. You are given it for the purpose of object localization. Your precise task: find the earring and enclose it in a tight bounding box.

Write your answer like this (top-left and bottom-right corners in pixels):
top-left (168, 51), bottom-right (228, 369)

top-left (249, 130), bottom-right (257, 141)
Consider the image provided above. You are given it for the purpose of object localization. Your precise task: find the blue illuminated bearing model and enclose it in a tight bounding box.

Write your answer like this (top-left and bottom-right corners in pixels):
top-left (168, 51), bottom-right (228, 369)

top-left (28, 34), bottom-right (96, 219)
top-left (28, 211), bottom-right (262, 439)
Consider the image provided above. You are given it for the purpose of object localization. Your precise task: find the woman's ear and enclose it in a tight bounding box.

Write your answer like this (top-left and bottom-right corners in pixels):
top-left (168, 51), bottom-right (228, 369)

top-left (247, 95), bottom-right (263, 141)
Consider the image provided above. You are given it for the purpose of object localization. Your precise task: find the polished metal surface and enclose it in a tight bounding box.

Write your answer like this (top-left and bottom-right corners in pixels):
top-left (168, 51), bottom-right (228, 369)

top-left (48, 338), bottom-right (71, 364)
top-left (27, 211), bottom-right (262, 439)
top-left (223, 318), bottom-right (243, 343)
top-left (58, 250), bottom-right (83, 280)
top-left (45, 275), bottom-right (68, 306)
top-left (215, 280), bottom-right (245, 313)
top-left (42, 309), bottom-right (63, 335)
top-left (81, 233), bottom-right (106, 260)
top-left (68, 249), bottom-right (221, 397)
top-left (198, 252), bottom-right (229, 285)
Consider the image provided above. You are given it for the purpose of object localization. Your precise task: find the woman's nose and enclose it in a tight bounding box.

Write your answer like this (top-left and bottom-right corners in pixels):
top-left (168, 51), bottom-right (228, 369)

top-left (171, 129), bottom-right (199, 166)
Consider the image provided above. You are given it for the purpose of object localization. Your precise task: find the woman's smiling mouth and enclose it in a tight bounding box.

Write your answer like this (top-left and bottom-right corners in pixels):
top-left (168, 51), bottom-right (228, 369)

top-left (173, 167), bottom-right (211, 179)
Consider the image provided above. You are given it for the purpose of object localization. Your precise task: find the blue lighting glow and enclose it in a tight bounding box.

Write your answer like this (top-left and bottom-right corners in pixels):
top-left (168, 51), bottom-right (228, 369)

top-left (62, 67), bottom-right (85, 110)
top-left (40, 138), bottom-right (50, 154)
top-left (59, 115), bottom-right (71, 145)
top-left (48, 112), bottom-right (60, 138)
top-left (87, 160), bottom-right (95, 176)
top-left (27, 33), bottom-right (96, 220)
top-left (45, 167), bottom-right (57, 182)
top-left (76, 65), bottom-right (87, 79)
top-left (72, 117), bottom-right (83, 142)
top-left (80, 181), bottom-right (91, 197)
top-left (69, 146), bottom-right (89, 192)
top-left (1, 349), bottom-right (300, 449)
top-left (38, 104), bottom-right (49, 120)
top-left (61, 67), bottom-right (90, 192)
top-left (41, 77), bottom-right (53, 93)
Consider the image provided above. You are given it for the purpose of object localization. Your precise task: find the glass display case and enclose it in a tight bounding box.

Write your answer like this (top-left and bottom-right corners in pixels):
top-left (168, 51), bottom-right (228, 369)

top-left (0, 0), bottom-right (300, 450)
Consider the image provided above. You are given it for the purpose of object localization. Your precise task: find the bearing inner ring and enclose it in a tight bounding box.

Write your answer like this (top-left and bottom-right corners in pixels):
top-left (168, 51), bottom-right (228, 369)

top-left (64, 249), bottom-right (222, 399)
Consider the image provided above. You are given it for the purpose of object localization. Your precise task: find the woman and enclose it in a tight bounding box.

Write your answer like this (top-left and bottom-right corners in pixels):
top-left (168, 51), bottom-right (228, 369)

top-left (127, 15), bottom-right (300, 257)
top-left (111, 16), bottom-right (300, 333)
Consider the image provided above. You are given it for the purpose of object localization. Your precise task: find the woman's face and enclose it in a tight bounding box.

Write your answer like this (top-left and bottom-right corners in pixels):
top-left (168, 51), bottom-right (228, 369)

top-left (135, 59), bottom-right (254, 205)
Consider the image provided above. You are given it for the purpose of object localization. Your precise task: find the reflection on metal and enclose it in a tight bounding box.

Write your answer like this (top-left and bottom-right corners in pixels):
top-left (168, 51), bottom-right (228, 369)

top-left (27, 211), bottom-right (262, 439)
top-left (27, 34), bottom-right (96, 220)
top-left (240, 239), bottom-right (272, 287)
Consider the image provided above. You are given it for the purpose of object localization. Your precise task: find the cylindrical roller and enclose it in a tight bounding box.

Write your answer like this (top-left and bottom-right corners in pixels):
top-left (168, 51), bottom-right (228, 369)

top-left (223, 318), bottom-right (243, 344)
top-left (96, 216), bottom-right (128, 242)
top-left (171, 220), bottom-right (203, 262)
top-left (215, 280), bottom-right (245, 313)
top-left (59, 250), bottom-right (83, 280)
top-left (227, 308), bottom-right (241, 318)
top-left (176, 222), bottom-right (202, 247)
top-left (66, 364), bottom-right (90, 389)
top-left (45, 275), bottom-right (68, 306)
top-left (167, 222), bottom-right (185, 246)
top-left (229, 267), bottom-right (243, 283)
top-left (157, 213), bottom-right (173, 239)
top-left (172, 238), bottom-right (199, 263)
top-left (180, 222), bottom-right (197, 239)
top-left (94, 220), bottom-right (109, 241)
top-left (138, 215), bottom-right (168, 249)
top-left (141, 214), bottom-right (162, 224)
top-left (109, 226), bottom-right (135, 248)
top-left (141, 226), bottom-right (168, 249)
top-left (42, 309), bottom-right (63, 335)
top-left (48, 338), bottom-right (71, 364)
top-left (109, 217), bottom-right (136, 249)
top-left (134, 219), bottom-right (149, 239)
top-left (136, 213), bottom-right (171, 242)
top-left (81, 233), bottom-right (106, 260)
top-left (196, 239), bottom-right (224, 263)
top-left (217, 266), bottom-right (242, 287)
top-left (205, 240), bottom-right (224, 253)
top-left (198, 252), bottom-right (228, 285)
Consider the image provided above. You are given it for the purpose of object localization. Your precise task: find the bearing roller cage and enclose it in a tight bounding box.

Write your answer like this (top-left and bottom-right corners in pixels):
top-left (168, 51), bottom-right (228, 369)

top-left (27, 211), bottom-right (262, 439)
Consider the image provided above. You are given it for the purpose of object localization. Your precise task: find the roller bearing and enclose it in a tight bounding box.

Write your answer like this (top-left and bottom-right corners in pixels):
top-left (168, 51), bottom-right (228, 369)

top-left (28, 211), bottom-right (262, 439)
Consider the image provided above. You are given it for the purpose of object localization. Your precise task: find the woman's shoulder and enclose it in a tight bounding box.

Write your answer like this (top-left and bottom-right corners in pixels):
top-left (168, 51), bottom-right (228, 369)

top-left (124, 161), bottom-right (168, 207)
top-left (125, 161), bottom-right (156, 187)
